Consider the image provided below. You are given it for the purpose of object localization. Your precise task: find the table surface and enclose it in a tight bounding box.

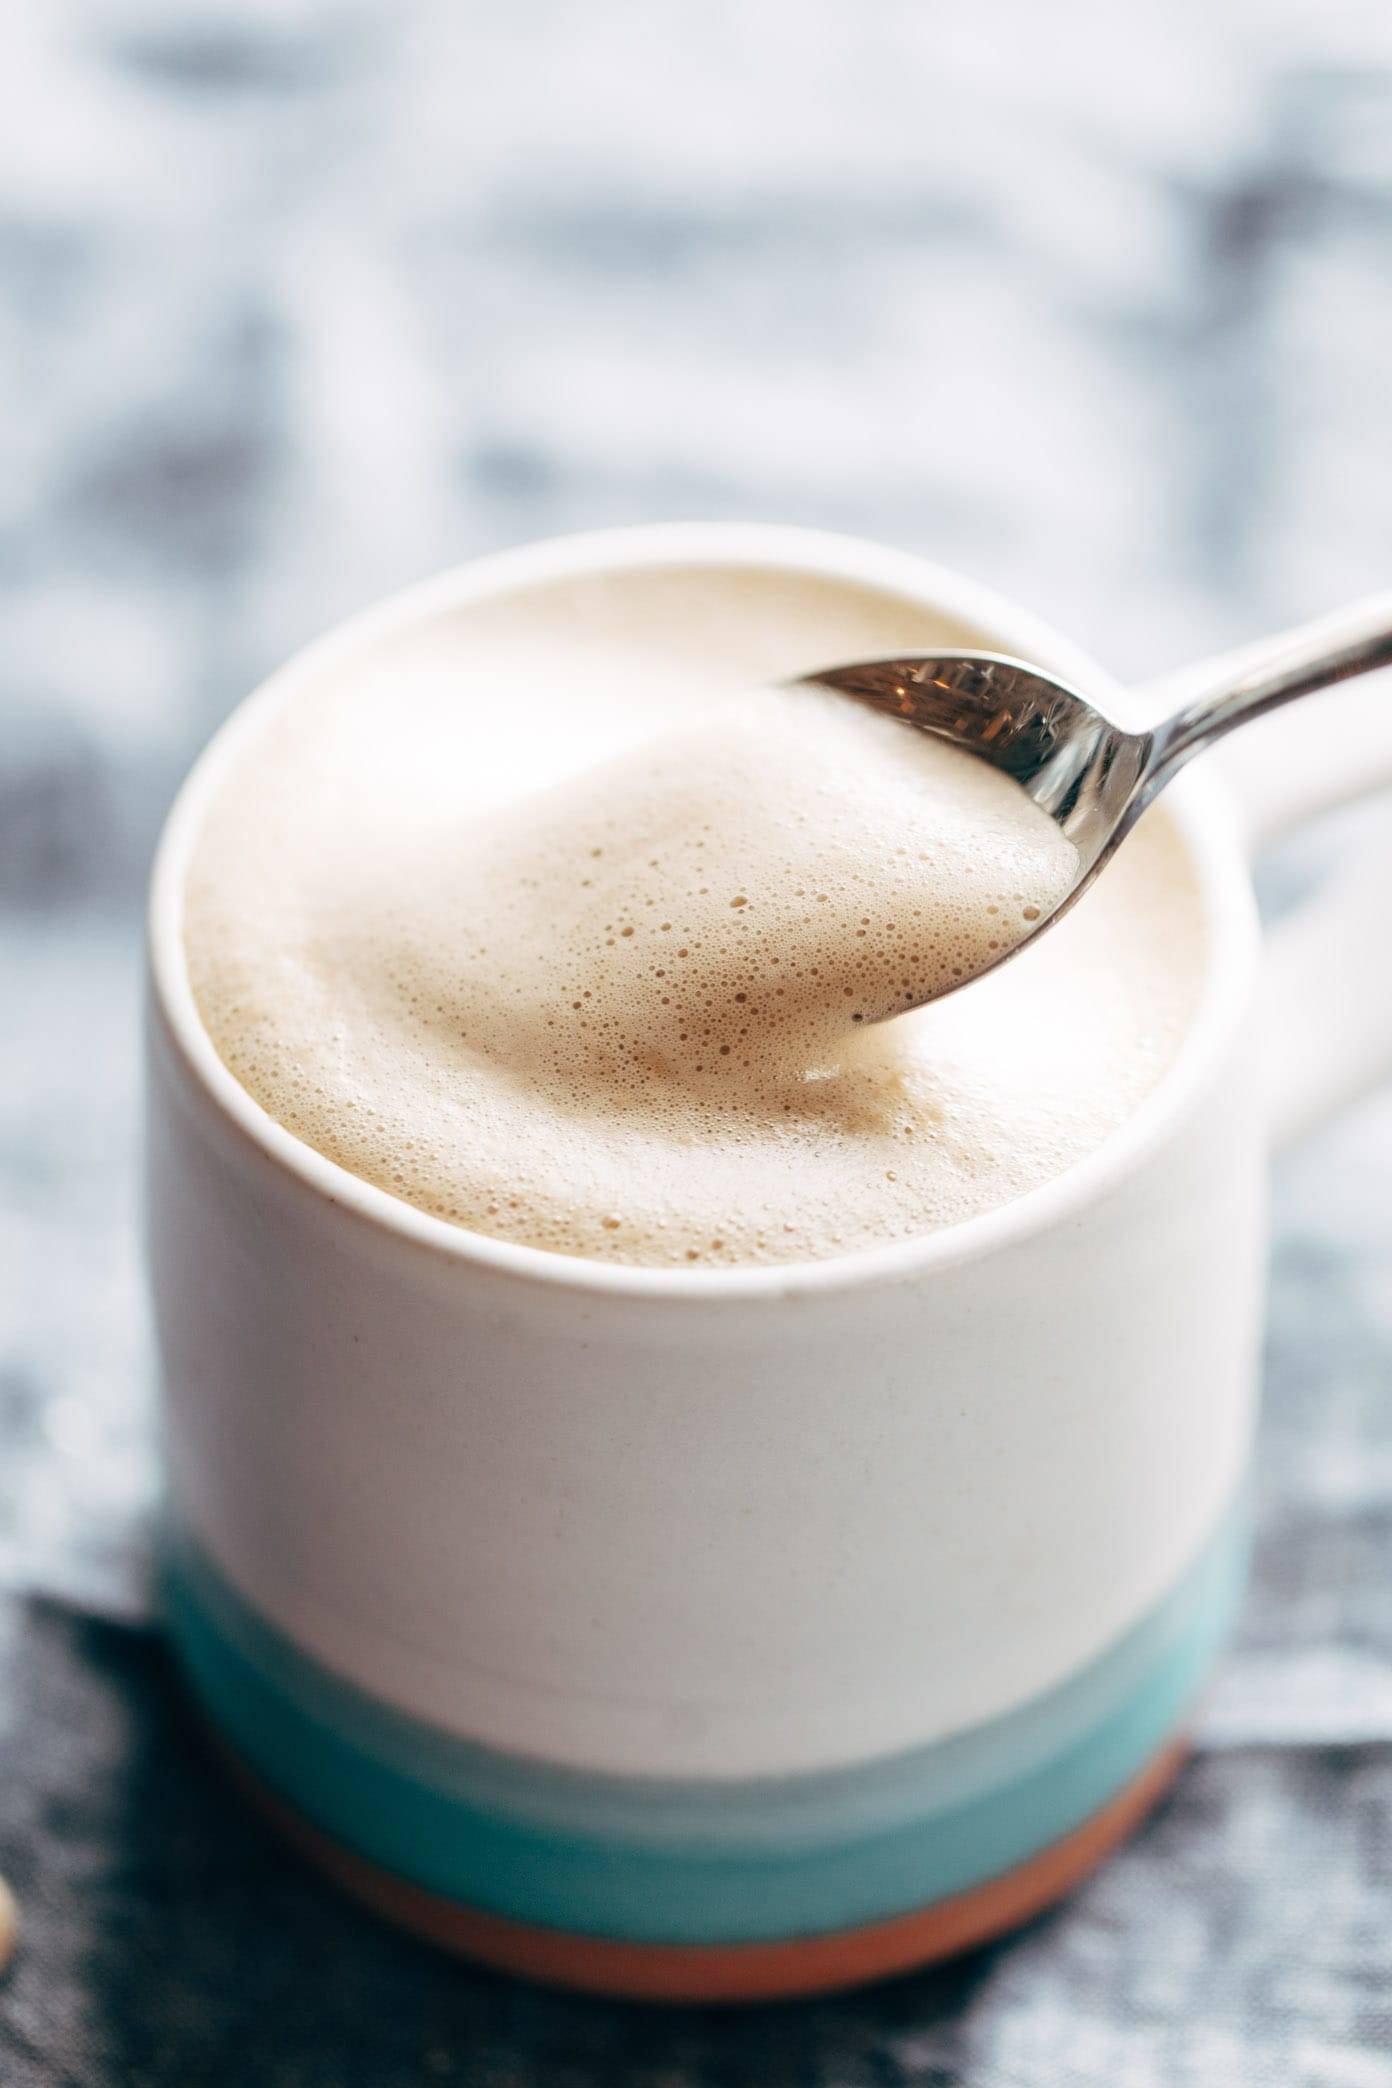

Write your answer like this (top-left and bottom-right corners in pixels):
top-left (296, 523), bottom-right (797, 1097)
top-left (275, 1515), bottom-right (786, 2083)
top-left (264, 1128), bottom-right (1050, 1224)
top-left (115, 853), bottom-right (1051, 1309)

top-left (2, 4), bottom-right (1391, 2081)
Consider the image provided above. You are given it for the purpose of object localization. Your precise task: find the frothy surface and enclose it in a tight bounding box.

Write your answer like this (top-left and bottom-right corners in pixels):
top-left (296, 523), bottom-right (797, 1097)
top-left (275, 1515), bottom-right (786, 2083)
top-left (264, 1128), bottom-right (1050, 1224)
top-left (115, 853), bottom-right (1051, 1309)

top-left (448, 686), bottom-right (1077, 1097)
top-left (184, 564), bottom-right (1207, 1267)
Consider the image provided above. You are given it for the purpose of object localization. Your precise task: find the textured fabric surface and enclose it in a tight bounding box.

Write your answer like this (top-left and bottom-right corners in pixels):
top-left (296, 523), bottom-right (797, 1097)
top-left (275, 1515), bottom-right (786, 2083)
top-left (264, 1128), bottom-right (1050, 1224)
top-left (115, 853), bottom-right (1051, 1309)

top-left (3, 2), bottom-right (1392, 2079)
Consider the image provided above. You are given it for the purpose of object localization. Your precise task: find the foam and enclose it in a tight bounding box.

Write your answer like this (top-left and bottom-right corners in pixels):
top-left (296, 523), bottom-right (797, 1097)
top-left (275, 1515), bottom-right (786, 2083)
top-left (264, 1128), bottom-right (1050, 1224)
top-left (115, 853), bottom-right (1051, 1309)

top-left (184, 564), bottom-right (1207, 1267)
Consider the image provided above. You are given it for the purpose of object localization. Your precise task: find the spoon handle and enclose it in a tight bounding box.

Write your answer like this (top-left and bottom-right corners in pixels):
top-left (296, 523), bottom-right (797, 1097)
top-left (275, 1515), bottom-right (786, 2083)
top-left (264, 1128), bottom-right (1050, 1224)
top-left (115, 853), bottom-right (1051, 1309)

top-left (1147, 592), bottom-right (1392, 797)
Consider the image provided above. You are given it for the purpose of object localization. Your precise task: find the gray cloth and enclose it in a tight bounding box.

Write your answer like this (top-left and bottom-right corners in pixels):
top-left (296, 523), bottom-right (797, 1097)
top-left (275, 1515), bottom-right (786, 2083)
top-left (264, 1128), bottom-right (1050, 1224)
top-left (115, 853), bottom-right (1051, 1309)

top-left (3, 3), bottom-right (1392, 2080)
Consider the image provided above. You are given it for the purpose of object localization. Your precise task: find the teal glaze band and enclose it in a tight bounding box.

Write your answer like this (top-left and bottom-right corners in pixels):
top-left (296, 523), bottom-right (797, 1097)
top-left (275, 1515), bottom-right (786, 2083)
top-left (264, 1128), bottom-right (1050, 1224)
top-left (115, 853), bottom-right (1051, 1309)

top-left (165, 1506), bottom-right (1246, 1946)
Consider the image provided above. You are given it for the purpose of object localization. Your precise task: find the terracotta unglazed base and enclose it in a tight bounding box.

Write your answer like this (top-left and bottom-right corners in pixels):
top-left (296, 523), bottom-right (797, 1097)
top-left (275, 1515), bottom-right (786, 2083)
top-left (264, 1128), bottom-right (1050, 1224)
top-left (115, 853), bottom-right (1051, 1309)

top-left (217, 1734), bottom-right (1188, 2004)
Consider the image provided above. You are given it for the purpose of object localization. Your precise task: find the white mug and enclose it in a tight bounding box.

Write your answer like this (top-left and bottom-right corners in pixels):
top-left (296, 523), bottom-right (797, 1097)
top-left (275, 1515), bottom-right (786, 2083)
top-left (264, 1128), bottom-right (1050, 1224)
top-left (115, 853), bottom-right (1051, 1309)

top-left (145, 526), bottom-right (1392, 2001)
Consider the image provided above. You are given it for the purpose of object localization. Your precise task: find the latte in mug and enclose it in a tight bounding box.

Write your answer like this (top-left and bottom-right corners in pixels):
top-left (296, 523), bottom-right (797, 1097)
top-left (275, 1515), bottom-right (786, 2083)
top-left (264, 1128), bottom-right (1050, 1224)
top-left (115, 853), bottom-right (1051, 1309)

top-left (154, 537), bottom-right (1280, 2002)
top-left (184, 564), bottom-right (1205, 1266)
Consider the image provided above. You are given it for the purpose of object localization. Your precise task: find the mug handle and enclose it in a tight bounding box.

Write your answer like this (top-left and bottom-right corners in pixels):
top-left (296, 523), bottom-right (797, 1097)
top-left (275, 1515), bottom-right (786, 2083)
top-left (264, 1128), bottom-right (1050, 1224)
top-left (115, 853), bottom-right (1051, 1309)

top-left (1141, 615), bottom-right (1392, 1151)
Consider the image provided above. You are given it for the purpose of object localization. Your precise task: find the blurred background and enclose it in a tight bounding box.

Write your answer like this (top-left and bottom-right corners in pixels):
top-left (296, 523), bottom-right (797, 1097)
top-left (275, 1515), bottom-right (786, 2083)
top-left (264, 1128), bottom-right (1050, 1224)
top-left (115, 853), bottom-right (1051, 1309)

top-left (2, 3), bottom-right (1391, 2082)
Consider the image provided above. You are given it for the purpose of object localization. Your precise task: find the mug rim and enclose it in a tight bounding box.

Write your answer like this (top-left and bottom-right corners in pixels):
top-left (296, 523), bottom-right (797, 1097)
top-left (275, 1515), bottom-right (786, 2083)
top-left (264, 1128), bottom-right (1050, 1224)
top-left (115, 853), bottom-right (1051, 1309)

top-left (148, 521), bottom-right (1260, 1301)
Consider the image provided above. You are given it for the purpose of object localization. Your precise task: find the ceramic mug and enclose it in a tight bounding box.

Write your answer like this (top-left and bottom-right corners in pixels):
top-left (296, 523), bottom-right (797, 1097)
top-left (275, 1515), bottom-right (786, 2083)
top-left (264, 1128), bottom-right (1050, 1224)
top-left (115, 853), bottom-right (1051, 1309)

top-left (145, 526), bottom-right (1392, 2002)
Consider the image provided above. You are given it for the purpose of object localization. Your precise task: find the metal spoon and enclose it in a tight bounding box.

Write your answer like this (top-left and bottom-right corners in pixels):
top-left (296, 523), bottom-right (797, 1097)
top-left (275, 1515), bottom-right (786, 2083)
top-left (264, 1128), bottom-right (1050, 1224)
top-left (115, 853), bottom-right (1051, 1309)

top-left (791, 592), bottom-right (1392, 1005)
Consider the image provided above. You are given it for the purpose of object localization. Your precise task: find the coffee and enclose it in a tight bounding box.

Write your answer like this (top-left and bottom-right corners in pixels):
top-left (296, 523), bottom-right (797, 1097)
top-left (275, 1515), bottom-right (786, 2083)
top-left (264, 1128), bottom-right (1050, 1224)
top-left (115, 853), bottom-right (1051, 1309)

top-left (185, 564), bottom-right (1206, 1267)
